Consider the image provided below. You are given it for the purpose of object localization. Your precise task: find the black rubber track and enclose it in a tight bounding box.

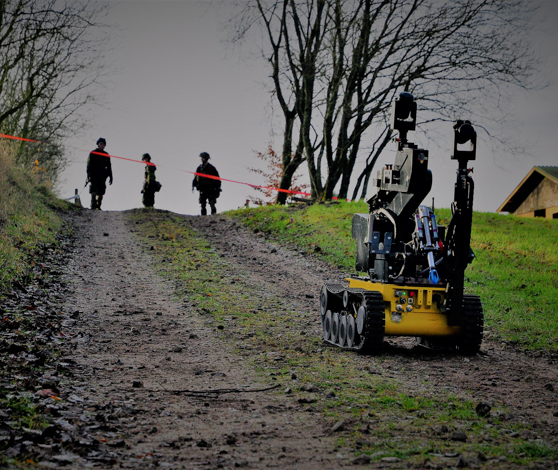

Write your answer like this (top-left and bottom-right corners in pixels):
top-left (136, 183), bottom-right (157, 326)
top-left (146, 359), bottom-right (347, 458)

top-left (417, 294), bottom-right (484, 355)
top-left (357, 291), bottom-right (385, 354)
top-left (457, 294), bottom-right (484, 356)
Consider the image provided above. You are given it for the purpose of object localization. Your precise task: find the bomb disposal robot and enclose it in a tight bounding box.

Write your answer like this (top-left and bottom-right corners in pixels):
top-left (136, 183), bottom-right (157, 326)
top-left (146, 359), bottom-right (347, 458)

top-left (320, 92), bottom-right (483, 355)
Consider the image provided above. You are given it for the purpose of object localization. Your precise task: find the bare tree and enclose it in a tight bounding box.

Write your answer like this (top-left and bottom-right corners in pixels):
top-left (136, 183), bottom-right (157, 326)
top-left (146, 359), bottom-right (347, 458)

top-left (233, 0), bottom-right (330, 204)
top-left (231, 0), bottom-right (537, 202)
top-left (0, 0), bottom-right (110, 182)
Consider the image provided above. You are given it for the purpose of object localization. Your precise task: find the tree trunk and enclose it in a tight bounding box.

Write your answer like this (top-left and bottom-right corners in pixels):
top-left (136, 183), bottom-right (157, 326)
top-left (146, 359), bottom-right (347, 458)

top-left (276, 122), bottom-right (305, 204)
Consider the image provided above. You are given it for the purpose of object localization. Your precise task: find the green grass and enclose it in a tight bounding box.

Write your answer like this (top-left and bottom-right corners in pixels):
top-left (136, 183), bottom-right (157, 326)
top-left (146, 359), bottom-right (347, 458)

top-left (228, 202), bottom-right (558, 352)
top-left (228, 201), bottom-right (360, 269)
top-left (468, 212), bottom-right (558, 350)
top-left (0, 141), bottom-right (70, 292)
top-left (0, 393), bottom-right (49, 431)
top-left (127, 208), bottom-right (554, 466)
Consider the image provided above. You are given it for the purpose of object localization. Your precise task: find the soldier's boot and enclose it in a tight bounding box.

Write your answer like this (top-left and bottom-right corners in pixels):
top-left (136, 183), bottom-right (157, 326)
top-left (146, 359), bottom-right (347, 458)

top-left (97, 195), bottom-right (103, 210)
top-left (201, 203), bottom-right (207, 216)
top-left (210, 204), bottom-right (217, 215)
top-left (90, 194), bottom-right (97, 210)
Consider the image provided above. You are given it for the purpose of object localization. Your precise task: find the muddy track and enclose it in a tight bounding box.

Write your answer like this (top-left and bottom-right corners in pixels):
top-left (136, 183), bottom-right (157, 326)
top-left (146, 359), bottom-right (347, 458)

top-left (26, 209), bottom-right (558, 469)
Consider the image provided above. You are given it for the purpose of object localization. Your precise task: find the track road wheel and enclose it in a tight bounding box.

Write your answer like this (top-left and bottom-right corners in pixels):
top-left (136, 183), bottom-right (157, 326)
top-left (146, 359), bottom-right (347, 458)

top-left (323, 310), bottom-right (333, 341)
top-left (346, 315), bottom-right (356, 348)
top-left (338, 315), bottom-right (347, 347)
top-left (358, 291), bottom-right (385, 354)
top-left (356, 306), bottom-right (366, 335)
top-left (343, 290), bottom-right (350, 309)
top-left (319, 285), bottom-right (329, 317)
top-left (457, 295), bottom-right (484, 356)
top-left (331, 312), bottom-right (340, 343)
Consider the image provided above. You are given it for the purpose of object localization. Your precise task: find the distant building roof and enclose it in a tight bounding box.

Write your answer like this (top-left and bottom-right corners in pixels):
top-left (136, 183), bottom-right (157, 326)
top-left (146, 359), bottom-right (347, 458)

top-left (497, 166), bottom-right (558, 213)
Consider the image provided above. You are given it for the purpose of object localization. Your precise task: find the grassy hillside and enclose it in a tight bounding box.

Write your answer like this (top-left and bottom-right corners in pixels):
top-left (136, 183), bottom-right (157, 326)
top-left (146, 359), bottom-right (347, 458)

top-left (0, 141), bottom-right (70, 292)
top-left (227, 202), bottom-right (558, 352)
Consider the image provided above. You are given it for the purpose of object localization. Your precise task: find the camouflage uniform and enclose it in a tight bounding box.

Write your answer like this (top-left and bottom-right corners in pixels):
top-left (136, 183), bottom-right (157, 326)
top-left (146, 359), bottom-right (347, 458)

top-left (86, 139), bottom-right (112, 210)
top-left (192, 152), bottom-right (221, 215)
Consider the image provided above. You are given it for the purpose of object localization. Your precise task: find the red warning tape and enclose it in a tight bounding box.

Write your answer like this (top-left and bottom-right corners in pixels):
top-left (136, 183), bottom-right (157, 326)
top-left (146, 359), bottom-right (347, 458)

top-left (1, 133), bottom-right (312, 197)
top-left (90, 150), bottom-right (155, 167)
top-left (0, 133), bottom-right (41, 143)
top-left (189, 171), bottom-right (311, 197)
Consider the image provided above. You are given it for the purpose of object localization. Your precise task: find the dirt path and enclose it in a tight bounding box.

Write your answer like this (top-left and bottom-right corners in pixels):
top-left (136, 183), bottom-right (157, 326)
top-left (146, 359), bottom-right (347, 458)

top-left (59, 210), bottom-right (349, 469)
top-left (50, 209), bottom-right (558, 469)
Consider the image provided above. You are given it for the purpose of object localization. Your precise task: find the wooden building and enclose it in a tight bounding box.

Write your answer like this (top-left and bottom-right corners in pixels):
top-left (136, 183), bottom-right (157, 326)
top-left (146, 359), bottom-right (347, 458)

top-left (497, 166), bottom-right (558, 219)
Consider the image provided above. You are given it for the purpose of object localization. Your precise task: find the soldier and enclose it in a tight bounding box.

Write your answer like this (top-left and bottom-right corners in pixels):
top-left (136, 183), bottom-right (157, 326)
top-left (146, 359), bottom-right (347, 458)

top-left (86, 138), bottom-right (113, 210)
top-left (141, 153), bottom-right (161, 208)
top-left (192, 152), bottom-right (221, 215)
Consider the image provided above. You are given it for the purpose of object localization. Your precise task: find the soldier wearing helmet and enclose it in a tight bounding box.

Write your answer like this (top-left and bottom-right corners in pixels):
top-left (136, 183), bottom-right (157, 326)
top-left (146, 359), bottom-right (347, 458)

top-left (192, 152), bottom-right (221, 215)
top-left (86, 138), bottom-right (113, 210)
top-left (141, 153), bottom-right (161, 208)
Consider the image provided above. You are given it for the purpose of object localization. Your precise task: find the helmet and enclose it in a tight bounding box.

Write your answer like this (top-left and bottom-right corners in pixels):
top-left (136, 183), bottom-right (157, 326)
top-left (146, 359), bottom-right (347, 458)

top-left (142, 153), bottom-right (151, 162)
top-left (199, 152), bottom-right (210, 160)
top-left (97, 137), bottom-right (106, 145)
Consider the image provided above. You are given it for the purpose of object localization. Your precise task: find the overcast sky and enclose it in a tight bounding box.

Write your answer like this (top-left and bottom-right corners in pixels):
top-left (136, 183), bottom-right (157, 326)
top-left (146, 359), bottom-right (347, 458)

top-left (59, 0), bottom-right (558, 215)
